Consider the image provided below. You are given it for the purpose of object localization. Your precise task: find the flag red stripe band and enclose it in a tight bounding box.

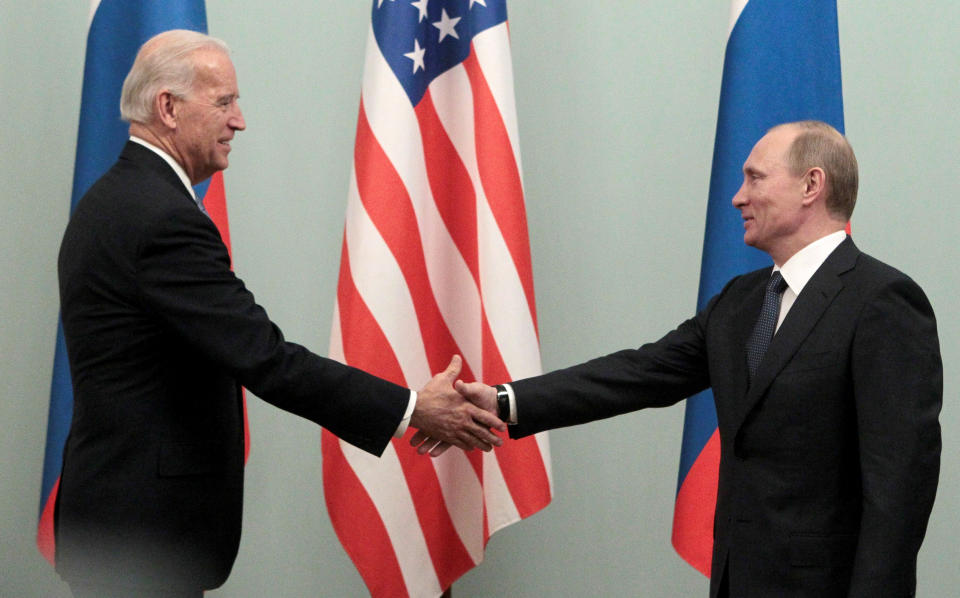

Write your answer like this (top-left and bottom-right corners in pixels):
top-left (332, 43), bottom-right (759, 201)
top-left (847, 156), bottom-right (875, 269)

top-left (463, 50), bottom-right (538, 332)
top-left (672, 429), bottom-right (720, 576)
top-left (353, 101), bottom-right (476, 382)
top-left (323, 433), bottom-right (409, 598)
top-left (416, 89), bottom-right (482, 288)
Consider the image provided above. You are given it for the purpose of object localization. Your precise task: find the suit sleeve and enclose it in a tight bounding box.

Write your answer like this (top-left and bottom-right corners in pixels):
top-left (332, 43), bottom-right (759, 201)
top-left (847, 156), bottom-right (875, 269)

top-left (508, 298), bottom-right (715, 438)
top-left (134, 204), bottom-right (409, 456)
top-left (847, 277), bottom-right (942, 596)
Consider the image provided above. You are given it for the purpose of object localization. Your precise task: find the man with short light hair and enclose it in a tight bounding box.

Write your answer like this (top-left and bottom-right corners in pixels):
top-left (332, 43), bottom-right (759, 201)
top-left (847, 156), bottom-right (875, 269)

top-left (451, 121), bottom-right (942, 597)
top-left (779, 120), bottom-right (858, 219)
top-left (56, 29), bottom-right (504, 598)
top-left (119, 29), bottom-right (231, 124)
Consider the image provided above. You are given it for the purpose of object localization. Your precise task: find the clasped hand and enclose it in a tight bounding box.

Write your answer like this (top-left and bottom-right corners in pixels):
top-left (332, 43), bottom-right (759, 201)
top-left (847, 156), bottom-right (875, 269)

top-left (409, 355), bottom-right (502, 457)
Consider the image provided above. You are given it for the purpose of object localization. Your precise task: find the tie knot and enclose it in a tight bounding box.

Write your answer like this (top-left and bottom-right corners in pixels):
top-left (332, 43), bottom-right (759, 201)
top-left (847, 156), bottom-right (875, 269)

top-left (768, 271), bottom-right (787, 294)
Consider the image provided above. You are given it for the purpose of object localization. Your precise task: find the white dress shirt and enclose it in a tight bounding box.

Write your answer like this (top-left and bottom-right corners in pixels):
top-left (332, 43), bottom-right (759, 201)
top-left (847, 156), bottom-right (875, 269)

top-left (772, 230), bottom-right (848, 332)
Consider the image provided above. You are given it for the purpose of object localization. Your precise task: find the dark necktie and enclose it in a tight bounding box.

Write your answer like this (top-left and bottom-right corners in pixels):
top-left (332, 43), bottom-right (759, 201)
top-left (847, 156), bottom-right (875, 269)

top-left (745, 271), bottom-right (788, 381)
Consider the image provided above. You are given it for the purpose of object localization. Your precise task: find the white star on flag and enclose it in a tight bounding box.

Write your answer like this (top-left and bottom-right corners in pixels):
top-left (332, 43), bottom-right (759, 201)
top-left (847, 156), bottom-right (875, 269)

top-left (377, 0), bottom-right (396, 8)
top-left (403, 38), bottom-right (426, 73)
top-left (470, 0), bottom-right (487, 8)
top-left (433, 8), bottom-right (461, 42)
top-left (412, 0), bottom-right (428, 22)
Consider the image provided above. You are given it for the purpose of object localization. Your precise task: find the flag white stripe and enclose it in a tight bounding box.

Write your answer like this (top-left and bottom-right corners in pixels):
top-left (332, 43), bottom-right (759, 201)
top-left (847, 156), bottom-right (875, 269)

top-left (429, 57), bottom-right (540, 381)
top-left (729, 0), bottom-right (749, 34)
top-left (478, 199), bottom-right (542, 379)
top-left (431, 451), bottom-right (485, 565)
top-left (345, 167), bottom-right (431, 387)
top-left (88, 0), bottom-right (101, 27)
top-left (534, 433), bottom-right (555, 495)
top-left (330, 320), bottom-right (442, 596)
top-left (483, 451), bottom-right (522, 532)
top-left (472, 24), bottom-right (524, 185)
top-left (341, 442), bottom-right (442, 598)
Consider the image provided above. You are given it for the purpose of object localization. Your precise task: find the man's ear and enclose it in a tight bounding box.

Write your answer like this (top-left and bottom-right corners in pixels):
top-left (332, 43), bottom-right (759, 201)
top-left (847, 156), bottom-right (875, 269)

top-left (155, 91), bottom-right (178, 130)
top-left (802, 167), bottom-right (826, 207)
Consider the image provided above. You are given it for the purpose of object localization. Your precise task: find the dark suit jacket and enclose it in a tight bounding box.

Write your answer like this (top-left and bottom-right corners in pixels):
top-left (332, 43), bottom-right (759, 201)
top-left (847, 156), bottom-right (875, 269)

top-left (56, 142), bottom-right (410, 591)
top-left (508, 237), bottom-right (941, 598)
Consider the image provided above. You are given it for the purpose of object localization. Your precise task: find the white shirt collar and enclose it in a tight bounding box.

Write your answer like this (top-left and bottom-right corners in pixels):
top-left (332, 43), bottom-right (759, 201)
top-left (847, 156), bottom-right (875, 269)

top-left (129, 136), bottom-right (197, 201)
top-left (774, 230), bottom-right (848, 297)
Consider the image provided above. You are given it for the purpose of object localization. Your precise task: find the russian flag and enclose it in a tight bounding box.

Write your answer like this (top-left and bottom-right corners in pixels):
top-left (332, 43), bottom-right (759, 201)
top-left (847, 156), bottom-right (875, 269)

top-left (37, 0), bottom-right (244, 566)
top-left (671, 0), bottom-right (845, 576)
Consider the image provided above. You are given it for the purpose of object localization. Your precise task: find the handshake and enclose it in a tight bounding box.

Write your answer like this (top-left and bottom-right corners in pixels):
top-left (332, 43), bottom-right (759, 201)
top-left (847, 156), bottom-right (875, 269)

top-left (408, 355), bottom-right (505, 458)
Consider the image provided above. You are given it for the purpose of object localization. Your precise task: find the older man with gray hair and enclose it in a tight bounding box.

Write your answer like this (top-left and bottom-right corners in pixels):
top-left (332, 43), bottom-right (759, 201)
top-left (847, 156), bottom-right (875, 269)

top-left (55, 29), bottom-right (504, 598)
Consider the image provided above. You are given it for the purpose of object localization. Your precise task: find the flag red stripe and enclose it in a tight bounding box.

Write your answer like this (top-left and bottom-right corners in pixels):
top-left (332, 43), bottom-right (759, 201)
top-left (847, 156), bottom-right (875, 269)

top-left (335, 237), bottom-right (477, 590)
top-left (480, 314), bottom-right (552, 516)
top-left (329, 239), bottom-right (412, 594)
top-left (204, 172), bottom-right (231, 253)
top-left (200, 173), bottom-right (250, 463)
top-left (415, 88), bottom-right (481, 287)
top-left (492, 436), bottom-right (552, 518)
top-left (393, 434), bottom-right (477, 590)
top-left (672, 428), bottom-right (720, 577)
top-left (354, 101), bottom-right (476, 383)
top-left (463, 49), bottom-right (538, 332)
top-left (335, 236), bottom-right (406, 385)
top-left (36, 478), bottom-right (58, 565)
top-left (323, 432), bottom-right (409, 598)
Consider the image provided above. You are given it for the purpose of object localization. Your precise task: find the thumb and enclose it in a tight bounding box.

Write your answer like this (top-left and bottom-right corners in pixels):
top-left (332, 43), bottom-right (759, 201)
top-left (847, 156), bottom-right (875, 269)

top-left (441, 354), bottom-right (462, 382)
top-left (454, 379), bottom-right (478, 399)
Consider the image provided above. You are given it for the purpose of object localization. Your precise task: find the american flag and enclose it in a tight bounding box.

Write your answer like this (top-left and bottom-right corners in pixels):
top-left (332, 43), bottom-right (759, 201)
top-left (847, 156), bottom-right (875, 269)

top-left (322, 1), bottom-right (552, 596)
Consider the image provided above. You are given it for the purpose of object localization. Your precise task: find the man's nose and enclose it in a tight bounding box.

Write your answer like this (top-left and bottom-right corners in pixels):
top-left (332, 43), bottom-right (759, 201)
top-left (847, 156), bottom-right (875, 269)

top-left (230, 105), bottom-right (246, 131)
top-left (731, 183), bottom-right (746, 207)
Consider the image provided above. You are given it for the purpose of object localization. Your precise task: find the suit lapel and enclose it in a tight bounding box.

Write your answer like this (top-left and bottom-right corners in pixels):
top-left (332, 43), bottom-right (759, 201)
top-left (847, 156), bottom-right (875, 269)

top-left (736, 237), bottom-right (859, 426)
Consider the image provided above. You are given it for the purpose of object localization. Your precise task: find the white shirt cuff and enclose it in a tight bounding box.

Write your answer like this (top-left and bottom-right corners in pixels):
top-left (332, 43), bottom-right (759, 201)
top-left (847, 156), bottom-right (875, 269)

top-left (502, 383), bottom-right (518, 425)
top-left (393, 390), bottom-right (418, 438)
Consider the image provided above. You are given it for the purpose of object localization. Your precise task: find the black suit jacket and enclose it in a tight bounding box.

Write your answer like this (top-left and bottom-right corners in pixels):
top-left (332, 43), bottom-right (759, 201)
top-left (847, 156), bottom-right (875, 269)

top-left (56, 142), bottom-right (410, 590)
top-left (509, 237), bottom-right (941, 598)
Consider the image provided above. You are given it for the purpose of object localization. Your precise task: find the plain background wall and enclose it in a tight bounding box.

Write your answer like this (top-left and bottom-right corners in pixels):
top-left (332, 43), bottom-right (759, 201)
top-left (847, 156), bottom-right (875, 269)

top-left (2, 2), bottom-right (957, 596)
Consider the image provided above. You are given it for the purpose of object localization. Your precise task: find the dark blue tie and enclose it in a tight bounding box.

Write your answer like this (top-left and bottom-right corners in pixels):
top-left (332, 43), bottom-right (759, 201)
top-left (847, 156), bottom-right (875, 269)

top-left (746, 271), bottom-right (788, 381)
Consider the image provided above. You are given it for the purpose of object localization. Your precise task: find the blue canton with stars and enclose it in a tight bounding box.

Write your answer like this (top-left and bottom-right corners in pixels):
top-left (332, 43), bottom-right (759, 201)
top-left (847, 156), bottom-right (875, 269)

top-left (372, 0), bottom-right (507, 106)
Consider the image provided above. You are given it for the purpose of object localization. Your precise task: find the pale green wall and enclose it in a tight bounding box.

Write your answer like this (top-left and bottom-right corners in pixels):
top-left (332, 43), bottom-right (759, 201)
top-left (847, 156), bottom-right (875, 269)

top-left (2, 2), bottom-right (957, 596)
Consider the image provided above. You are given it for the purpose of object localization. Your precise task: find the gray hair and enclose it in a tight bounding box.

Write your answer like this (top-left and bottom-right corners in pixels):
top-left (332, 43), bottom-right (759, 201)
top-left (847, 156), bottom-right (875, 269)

top-left (120, 29), bottom-right (230, 124)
